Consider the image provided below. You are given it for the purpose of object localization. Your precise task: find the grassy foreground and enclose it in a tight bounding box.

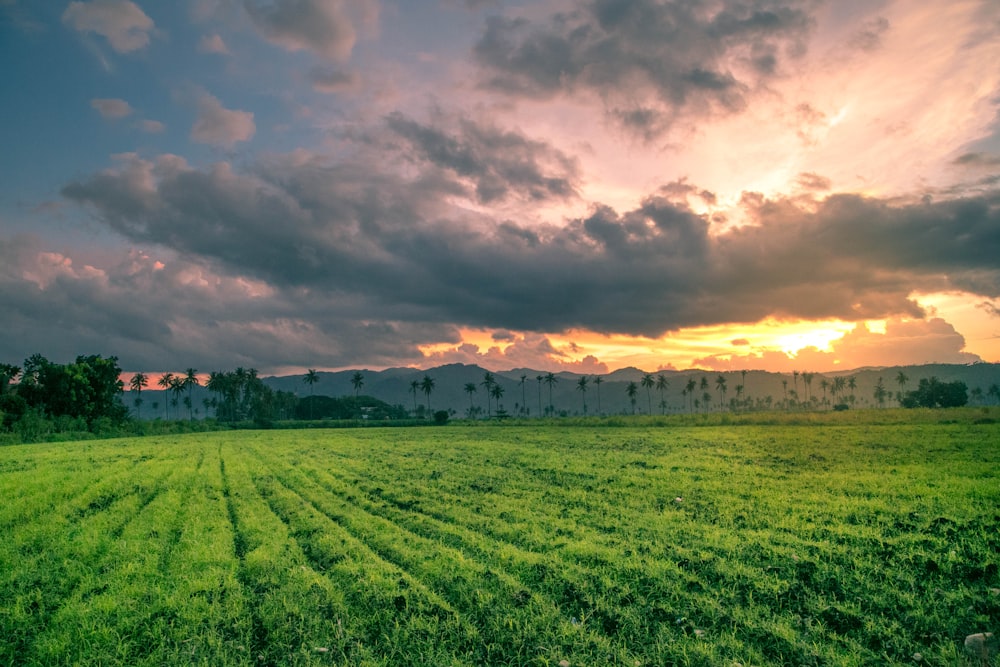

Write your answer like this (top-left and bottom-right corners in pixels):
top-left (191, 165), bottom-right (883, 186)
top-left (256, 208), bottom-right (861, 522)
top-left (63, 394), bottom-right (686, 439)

top-left (1, 412), bottom-right (998, 666)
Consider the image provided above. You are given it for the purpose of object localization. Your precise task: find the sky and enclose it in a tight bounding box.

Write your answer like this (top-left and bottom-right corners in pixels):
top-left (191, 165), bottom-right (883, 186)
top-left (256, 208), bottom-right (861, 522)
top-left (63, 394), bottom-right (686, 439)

top-left (1, 0), bottom-right (999, 377)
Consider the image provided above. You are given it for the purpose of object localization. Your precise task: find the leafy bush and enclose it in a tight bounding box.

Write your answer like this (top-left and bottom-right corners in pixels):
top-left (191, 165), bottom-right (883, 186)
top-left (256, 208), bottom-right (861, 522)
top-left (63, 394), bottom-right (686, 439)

top-left (901, 377), bottom-right (968, 408)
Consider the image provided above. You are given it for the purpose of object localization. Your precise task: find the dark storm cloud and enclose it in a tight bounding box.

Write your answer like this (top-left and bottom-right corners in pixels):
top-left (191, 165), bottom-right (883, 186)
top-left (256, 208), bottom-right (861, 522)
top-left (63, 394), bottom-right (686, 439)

top-left (382, 112), bottom-right (580, 203)
top-left (473, 0), bottom-right (815, 135)
top-left (60, 149), bottom-right (1000, 344)
top-left (0, 233), bottom-right (455, 371)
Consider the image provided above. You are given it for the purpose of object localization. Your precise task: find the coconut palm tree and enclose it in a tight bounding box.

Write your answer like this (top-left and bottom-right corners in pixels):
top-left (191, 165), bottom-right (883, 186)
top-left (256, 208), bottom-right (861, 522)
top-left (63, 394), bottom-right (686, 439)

top-left (303, 369), bottom-right (319, 419)
top-left (409, 380), bottom-right (420, 413)
top-left (641, 373), bottom-right (655, 414)
top-left (183, 368), bottom-right (199, 419)
top-left (536, 375), bottom-right (544, 417)
top-left (157, 372), bottom-right (174, 419)
top-left (626, 381), bottom-right (639, 414)
top-left (544, 372), bottom-right (558, 415)
top-left (490, 383), bottom-right (504, 415)
top-left (576, 375), bottom-right (588, 414)
top-left (351, 371), bottom-right (364, 398)
top-left (802, 372), bottom-right (814, 403)
top-left (895, 371), bottom-right (909, 405)
top-left (519, 375), bottom-right (528, 416)
top-left (481, 372), bottom-right (496, 418)
top-left (656, 374), bottom-right (669, 414)
top-left (420, 375), bottom-right (435, 413)
top-left (685, 378), bottom-right (697, 413)
top-left (129, 372), bottom-right (148, 419)
top-left (715, 374), bottom-right (727, 410)
top-left (593, 376), bottom-right (603, 414)
top-left (464, 382), bottom-right (478, 418)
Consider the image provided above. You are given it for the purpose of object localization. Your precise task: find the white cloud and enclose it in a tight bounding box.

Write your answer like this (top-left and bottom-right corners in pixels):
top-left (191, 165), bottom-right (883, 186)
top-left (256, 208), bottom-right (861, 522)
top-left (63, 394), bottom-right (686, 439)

top-left (191, 93), bottom-right (255, 147)
top-left (91, 98), bottom-right (133, 119)
top-left (62, 0), bottom-right (154, 53)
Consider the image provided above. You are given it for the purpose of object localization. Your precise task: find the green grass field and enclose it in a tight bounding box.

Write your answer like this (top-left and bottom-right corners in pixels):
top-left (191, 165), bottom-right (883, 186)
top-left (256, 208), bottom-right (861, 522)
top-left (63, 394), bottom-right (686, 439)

top-left (2, 411), bottom-right (998, 666)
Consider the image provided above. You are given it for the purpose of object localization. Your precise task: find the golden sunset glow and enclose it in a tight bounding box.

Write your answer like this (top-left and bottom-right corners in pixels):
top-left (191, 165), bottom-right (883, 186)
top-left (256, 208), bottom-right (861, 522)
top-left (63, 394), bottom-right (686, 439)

top-left (1, 1), bottom-right (998, 375)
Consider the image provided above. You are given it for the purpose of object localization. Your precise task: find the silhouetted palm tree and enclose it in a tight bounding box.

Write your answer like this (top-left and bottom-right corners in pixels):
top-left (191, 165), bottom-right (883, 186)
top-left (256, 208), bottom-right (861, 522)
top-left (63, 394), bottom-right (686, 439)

top-left (409, 380), bottom-right (419, 413)
top-left (519, 375), bottom-right (528, 416)
top-left (544, 372), bottom-right (558, 415)
top-left (481, 372), bottom-right (495, 418)
top-left (157, 372), bottom-right (174, 419)
top-left (715, 374), bottom-right (727, 409)
top-left (303, 369), bottom-right (319, 420)
top-left (352, 371), bottom-right (364, 398)
top-left (656, 374), bottom-right (669, 414)
top-left (130, 372), bottom-right (148, 419)
top-left (576, 375), bottom-right (588, 414)
top-left (490, 384), bottom-right (504, 414)
top-left (536, 375), bottom-right (544, 417)
top-left (184, 368), bottom-right (199, 419)
top-left (626, 381), bottom-right (639, 414)
top-left (641, 373), bottom-right (655, 414)
top-left (420, 375), bottom-right (435, 413)
top-left (895, 371), bottom-right (909, 405)
top-left (464, 382), bottom-right (477, 417)
top-left (685, 378), bottom-right (697, 413)
top-left (593, 376), bottom-right (603, 414)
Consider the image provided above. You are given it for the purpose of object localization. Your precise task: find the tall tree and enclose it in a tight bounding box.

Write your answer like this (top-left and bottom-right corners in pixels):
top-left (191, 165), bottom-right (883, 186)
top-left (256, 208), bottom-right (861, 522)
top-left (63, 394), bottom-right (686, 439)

top-left (169, 376), bottom-right (185, 419)
top-left (656, 374), bottom-right (669, 414)
top-left (409, 380), bottom-right (420, 414)
top-left (641, 373), bottom-right (655, 415)
top-left (420, 375), bottom-right (435, 413)
top-left (576, 375), bottom-right (588, 414)
top-left (626, 381), bottom-right (639, 414)
top-left (715, 374), bottom-right (728, 410)
top-left (802, 372), bottom-right (814, 403)
top-left (464, 382), bottom-right (478, 418)
top-left (157, 372), bottom-right (174, 419)
top-left (481, 372), bottom-right (496, 418)
top-left (536, 375), bottom-right (544, 418)
top-left (593, 376), bottom-right (603, 414)
top-left (490, 383), bottom-right (504, 415)
top-left (303, 369), bottom-right (319, 420)
top-left (544, 372), bottom-right (558, 416)
top-left (183, 368), bottom-right (199, 420)
top-left (519, 374), bottom-right (528, 416)
top-left (351, 371), bottom-right (364, 398)
top-left (129, 372), bottom-right (148, 419)
top-left (895, 371), bottom-right (909, 406)
top-left (685, 378), bottom-right (697, 413)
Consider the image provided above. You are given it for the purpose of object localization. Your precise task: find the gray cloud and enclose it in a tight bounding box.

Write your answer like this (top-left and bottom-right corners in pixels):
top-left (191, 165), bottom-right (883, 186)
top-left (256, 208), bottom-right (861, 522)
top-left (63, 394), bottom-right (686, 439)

top-left (382, 111), bottom-right (580, 203)
top-left (91, 98), bottom-right (133, 119)
top-left (191, 92), bottom-right (255, 146)
top-left (242, 0), bottom-right (376, 61)
top-left (309, 66), bottom-right (361, 93)
top-left (0, 234), bottom-right (452, 372)
top-left (63, 0), bottom-right (154, 53)
top-left (60, 148), bottom-right (1000, 351)
top-left (473, 0), bottom-right (815, 135)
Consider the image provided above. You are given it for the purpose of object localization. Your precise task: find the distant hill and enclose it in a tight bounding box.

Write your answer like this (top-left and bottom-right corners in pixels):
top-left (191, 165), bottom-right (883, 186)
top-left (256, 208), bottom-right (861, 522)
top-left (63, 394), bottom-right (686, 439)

top-left (132, 362), bottom-right (1000, 418)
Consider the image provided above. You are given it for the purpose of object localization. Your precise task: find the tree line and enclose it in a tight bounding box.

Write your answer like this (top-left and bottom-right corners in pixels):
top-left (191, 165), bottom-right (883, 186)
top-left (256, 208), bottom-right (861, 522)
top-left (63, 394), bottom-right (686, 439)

top-left (1, 354), bottom-right (993, 444)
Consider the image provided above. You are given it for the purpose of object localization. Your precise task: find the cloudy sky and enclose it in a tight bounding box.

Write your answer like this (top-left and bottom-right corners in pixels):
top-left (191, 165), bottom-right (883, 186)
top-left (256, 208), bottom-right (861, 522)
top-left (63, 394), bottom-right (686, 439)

top-left (2, 0), bottom-right (999, 376)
